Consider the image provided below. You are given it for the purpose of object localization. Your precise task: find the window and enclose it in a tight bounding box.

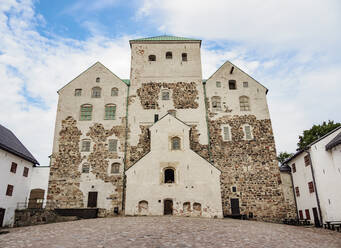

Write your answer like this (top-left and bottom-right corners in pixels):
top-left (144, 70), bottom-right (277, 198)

top-left (92, 87), bottom-right (101, 98)
top-left (111, 163), bottom-right (120, 174)
top-left (299, 210), bottom-right (303, 220)
top-left (96, 77), bottom-right (100, 83)
top-left (108, 139), bottom-right (118, 152)
top-left (244, 125), bottom-right (252, 140)
top-left (105, 104), bottom-right (116, 120)
top-left (295, 186), bottom-right (300, 197)
top-left (82, 163), bottom-right (90, 173)
top-left (292, 163), bottom-right (296, 173)
top-left (164, 168), bottom-right (175, 183)
top-left (229, 80), bottom-right (236, 89)
top-left (308, 181), bottom-right (314, 193)
top-left (182, 53), bottom-right (187, 61)
top-left (6, 184), bottom-right (14, 196)
top-left (162, 90), bottom-right (170, 100)
top-left (81, 139), bottom-right (91, 152)
top-left (240, 96), bottom-right (250, 111)
top-left (166, 51), bottom-right (172, 59)
top-left (223, 126), bottom-right (231, 141)
top-left (148, 55), bottom-right (156, 61)
top-left (111, 87), bottom-right (118, 96)
top-left (154, 114), bottom-right (159, 123)
top-left (171, 137), bottom-right (181, 150)
top-left (216, 81), bottom-right (221, 88)
top-left (243, 82), bottom-right (248, 88)
top-left (75, 89), bottom-right (82, 96)
top-left (305, 209), bottom-right (311, 220)
top-left (23, 167), bottom-right (29, 177)
top-left (232, 186), bottom-right (237, 192)
top-left (304, 155), bottom-right (310, 166)
top-left (211, 96), bottom-right (221, 110)
top-left (80, 104), bottom-right (92, 121)
top-left (10, 162), bottom-right (17, 173)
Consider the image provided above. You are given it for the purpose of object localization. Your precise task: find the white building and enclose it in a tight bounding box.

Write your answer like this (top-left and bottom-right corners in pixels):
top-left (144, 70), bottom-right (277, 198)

top-left (0, 124), bottom-right (39, 227)
top-left (285, 126), bottom-right (341, 226)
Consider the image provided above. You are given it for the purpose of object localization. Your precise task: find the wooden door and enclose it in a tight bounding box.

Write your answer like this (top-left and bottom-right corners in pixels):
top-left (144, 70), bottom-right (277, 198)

top-left (312, 207), bottom-right (320, 227)
top-left (164, 199), bottom-right (173, 215)
top-left (87, 192), bottom-right (98, 208)
top-left (230, 198), bottom-right (240, 215)
top-left (0, 208), bottom-right (5, 227)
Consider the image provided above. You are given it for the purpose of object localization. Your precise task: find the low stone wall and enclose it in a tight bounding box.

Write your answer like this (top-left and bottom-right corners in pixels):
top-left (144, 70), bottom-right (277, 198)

top-left (14, 209), bottom-right (78, 227)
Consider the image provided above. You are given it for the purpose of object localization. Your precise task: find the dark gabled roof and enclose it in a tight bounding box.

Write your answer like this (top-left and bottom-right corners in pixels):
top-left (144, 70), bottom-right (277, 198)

top-left (326, 131), bottom-right (341, 150)
top-left (0, 124), bottom-right (39, 165)
top-left (279, 164), bottom-right (291, 173)
top-left (284, 126), bottom-right (341, 164)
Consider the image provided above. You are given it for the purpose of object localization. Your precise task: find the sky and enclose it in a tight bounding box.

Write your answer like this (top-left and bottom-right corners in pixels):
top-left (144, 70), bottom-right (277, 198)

top-left (0, 0), bottom-right (340, 166)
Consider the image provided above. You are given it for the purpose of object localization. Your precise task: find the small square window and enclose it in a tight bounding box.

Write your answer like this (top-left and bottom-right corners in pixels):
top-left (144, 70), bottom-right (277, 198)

top-left (162, 91), bottom-right (170, 100)
top-left (6, 184), bottom-right (14, 196)
top-left (232, 186), bottom-right (237, 192)
top-left (216, 81), bottom-right (221, 88)
top-left (23, 167), bottom-right (29, 177)
top-left (243, 82), bottom-right (248, 88)
top-left (75, 89), bottom-right (82, 96)
top-left (10, 162), bottom-right (17, 173)
top-left (108, 139), bottom-right (118, 152)
top-left (111, 163), bottom-right (120, 174)
top-left (229, 80), bottom-right (236, 90)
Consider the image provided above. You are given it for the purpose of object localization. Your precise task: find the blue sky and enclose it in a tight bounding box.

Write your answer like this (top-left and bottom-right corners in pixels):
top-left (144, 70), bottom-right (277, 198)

top-left (0, 0), bottom-right (341, 165)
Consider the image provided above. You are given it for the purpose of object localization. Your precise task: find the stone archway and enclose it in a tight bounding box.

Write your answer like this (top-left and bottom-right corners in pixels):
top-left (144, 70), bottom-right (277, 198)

top-left (28, 188), bottom-right (45, 209)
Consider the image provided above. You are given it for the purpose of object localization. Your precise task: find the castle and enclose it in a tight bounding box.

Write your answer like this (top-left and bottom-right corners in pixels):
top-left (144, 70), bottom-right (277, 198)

top-left (47, 35), bottom-right (295, 221)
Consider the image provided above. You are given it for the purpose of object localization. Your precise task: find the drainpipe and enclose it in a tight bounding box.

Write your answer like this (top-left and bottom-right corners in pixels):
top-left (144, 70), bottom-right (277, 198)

top-left (307, 150), bottom-right (323, 227)
top-left (202, 81), bottom-right (213, 163)
top-left (122, 84), bottom-right (130, 214)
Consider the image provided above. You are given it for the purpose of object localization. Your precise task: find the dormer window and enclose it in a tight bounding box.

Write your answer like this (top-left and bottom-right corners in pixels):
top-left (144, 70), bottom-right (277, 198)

top-left (148, 55), bottom-right (156, 61)
top-left (182, 53), bottom-right (187, 61)
top-left (166, 52), bottom-right (172, 59)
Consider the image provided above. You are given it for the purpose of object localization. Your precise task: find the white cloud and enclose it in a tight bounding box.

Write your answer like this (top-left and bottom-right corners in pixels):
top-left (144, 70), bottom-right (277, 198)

top-left (0, 0), bottom-right (131, 165)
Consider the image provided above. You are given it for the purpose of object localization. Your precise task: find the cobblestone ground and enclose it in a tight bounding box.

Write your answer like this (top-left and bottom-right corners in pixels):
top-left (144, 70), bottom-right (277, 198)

top-left (1, 217), bottom-right (341, 248)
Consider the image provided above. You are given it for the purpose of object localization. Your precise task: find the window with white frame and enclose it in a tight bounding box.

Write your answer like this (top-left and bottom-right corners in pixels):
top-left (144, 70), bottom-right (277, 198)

top-left (222, 125), bottom-right (231, 141)
top-left (81, 139), bottom-right (91, 152)
top-left (82, 163), bottom-right (90, 173)
top-left (108, 139), bottom-right (118, 152)
top-left (244, 125), bottom-right (253, 140)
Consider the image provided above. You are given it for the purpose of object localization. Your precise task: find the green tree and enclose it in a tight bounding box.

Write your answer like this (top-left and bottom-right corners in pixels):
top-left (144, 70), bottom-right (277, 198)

top-left (297, 120), bottom-right (341, 151)
top-left (277, 151), bottom-right (293, 165)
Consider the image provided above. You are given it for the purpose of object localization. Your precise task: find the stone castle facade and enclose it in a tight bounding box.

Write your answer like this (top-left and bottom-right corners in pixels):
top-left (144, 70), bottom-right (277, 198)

top-left (48, 35), bottom-right (295, 221)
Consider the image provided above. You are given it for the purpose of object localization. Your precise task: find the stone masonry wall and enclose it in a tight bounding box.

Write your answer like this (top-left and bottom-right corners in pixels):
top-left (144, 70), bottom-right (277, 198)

top-left (48, 117), bottom-right (84, 208)
top-left (48, 117), bottom-right (126, 215)
top-left (137, 82), bottom-right (199, 110)
top-left (207, 114), bottom-right (295, 222)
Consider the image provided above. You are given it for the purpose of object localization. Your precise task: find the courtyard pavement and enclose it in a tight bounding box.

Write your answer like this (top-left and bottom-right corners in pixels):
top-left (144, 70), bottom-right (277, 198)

top-left (1, 216), bottom-right (341, 248)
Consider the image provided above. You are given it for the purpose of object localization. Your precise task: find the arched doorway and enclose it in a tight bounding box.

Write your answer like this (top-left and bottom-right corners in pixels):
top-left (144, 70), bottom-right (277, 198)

top-left (164, 199), bottom-right (173, 215)
top-left (28, 188), bottom-right (45, 209)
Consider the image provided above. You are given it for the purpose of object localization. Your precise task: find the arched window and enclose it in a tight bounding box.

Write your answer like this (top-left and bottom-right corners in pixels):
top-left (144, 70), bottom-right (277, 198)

top-left (183, 202), bottom-right (191, 213)
top-left (166, 51), bottom-right (172, 59)
top-left (82, 163), bottom-right (90, 173)
top-left (148, 55), bottom-right (156, 61)
top-left (193, 202), bottom-right (202, 212)
top-left (211, 96), bottom-right (221, 110)
top-left (182, 53), bottom-right (187, 61)
top-left (96, 77), bottom-right (100, 83)
top-left (240, 96), bottom-right (250, 111)
top-left (111, 87), bottom-right (118, 96)
top-left (243, 125), bottom-right (253, 140)
top-left (164, 168), bottom-right (175, 183)
top-left (105, 104), bottom-right (116, 120)
top-left (111, 163), bottom-right (120, 174)
top-left (229, 80), bottom-right (236, 90)
top-left (162, 90), bottom-right (170, 100)
top-left (92, 87), bottom-right (101, 98)
top-left (81, 139), bottom-right (91, 152)
top-left (138, 200), bottom-right (148, 214)
top-left (80, 104), bottom-right (92, 120)
top-left (171, 137), bottom-right (181, 150)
